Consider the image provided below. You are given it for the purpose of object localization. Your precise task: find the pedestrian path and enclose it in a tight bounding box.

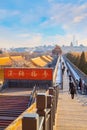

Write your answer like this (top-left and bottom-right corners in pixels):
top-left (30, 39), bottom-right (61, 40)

top-left (53, 70), bottom-right (87, 130)
top-left (76, 94), bottom-right (87, 106)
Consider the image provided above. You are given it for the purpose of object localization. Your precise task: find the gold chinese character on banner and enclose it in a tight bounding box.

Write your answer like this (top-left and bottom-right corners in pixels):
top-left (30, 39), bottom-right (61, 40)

top-left (18, 71), bottom-right (24, 76)
top-left (43, 70), bottom-right (48, 78)
top-left (31, 71), bottom-right (37, 77)
top-left (8, 70), bottom-right (13, 76)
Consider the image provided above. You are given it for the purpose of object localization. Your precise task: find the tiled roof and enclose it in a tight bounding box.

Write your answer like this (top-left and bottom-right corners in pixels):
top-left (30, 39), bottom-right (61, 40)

top-left (31, 57), bottom-right (48, 67)
top-left (41, 55), bottom-right (52, 62)
top-left (0, 57), bottom-right (12, 66)
top-left (11, 56), bottom-right (24, 61)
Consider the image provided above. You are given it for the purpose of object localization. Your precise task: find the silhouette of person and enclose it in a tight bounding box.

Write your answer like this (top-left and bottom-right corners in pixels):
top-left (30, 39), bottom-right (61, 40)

top-left (69, 74), bottom-right (72, 82)
top-left (69, 81), bottom-right (76, 99)
top-left (79, 78), bottom-right (82, 91)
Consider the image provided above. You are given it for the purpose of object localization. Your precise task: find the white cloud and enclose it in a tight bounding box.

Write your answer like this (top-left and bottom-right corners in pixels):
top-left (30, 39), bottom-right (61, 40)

top-left (48, 0), bottom-right (54, 3)
top-left (0, 26), bottom-right (87, 49)
top-left (0, 27), bottom-right (43, 48)
top-left (40, 2), bottom-right (87, 29)
top-left (21, 33), bottom-right (42, 47)
top-left (0, 9), bottom-right (20, 20)
top-left (18, 33), bottom-right (30, 38)
top-left (73, 15), bottom-right (86, 23)
top-left (42, 2), bottom-right (87, 46)
top-left (73, 13), bottom-right (87, 23)
top-left (0, 1), bottom-right (87, 48)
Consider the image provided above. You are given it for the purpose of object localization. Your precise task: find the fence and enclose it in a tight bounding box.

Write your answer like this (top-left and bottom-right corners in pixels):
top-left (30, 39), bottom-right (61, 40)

top-left (22, 86), bottom-right (59, 130)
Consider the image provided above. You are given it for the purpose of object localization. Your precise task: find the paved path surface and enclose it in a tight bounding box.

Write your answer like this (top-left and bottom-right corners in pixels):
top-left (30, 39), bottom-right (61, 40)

top-left (53, 70), bottom-right (87, 130)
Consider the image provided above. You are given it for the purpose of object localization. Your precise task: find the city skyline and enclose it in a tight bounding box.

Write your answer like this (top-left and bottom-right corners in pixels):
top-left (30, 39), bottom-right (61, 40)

top-left (0, 0), bottom-right (87, 48)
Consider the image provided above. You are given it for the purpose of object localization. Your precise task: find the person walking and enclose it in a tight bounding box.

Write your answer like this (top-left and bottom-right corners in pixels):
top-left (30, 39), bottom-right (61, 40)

top-left (69, 74), bottom-right (72, 82)
top-left (69, 81), bottom-right (76, 99)
top-left (79, 78), bottom-right (82, 91)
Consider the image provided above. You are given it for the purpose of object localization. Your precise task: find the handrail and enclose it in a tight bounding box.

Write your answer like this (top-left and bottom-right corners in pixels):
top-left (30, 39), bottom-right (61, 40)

top-left (64, 56), bottom-right (87, 94)
top-left (22, 86), bottom-right (59, 130)
top-left (64, 56), bottom-right (87, 84)
top-left (39, 116), bottom-right (44, 130)
top-left (27, 85), bottom-right (36, 107)
top-left (53, 56), bottom-right (61, 84)
top-left (5, 85), bottom-right (59, 130)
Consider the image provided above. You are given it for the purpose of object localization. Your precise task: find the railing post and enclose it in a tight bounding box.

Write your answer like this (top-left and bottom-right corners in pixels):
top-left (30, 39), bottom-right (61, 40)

top-left (22, 113), bottom-right (39, 130)
top-left (53, 86), bottom-right (57, 108)
top-left (47, 95), bottom-right (53, 130)
top-left (53, 85), bottom-right (59, 108)
top-left (36, 93), bottom-right (47, 130)
top-left (49, 87), bottom-right (56, 124)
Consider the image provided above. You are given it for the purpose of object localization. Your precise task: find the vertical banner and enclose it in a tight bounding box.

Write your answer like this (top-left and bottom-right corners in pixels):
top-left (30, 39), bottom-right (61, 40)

top-left (4, 68), bottom-right (53, 80)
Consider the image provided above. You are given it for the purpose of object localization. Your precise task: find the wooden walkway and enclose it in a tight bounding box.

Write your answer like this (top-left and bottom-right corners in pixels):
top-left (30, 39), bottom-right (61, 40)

top-left (53, 70), bottom-right (87, 130)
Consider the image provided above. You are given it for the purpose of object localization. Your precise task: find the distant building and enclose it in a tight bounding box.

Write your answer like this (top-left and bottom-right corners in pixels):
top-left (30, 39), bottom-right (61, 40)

top-left (62, 45), bottom-right (87, 54)
top-left (70, 42), bottom-right (73, 47)
top-left (52, 45), bottom-right (62, 56)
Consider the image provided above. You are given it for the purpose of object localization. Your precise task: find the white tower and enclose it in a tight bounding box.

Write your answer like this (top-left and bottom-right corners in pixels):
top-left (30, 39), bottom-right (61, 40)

top-left (73, 35), bottom-right (75, 46)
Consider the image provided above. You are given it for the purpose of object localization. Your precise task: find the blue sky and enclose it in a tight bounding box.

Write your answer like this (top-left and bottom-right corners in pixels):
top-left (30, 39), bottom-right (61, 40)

top-left (0, 0), bottom-right (87, 48)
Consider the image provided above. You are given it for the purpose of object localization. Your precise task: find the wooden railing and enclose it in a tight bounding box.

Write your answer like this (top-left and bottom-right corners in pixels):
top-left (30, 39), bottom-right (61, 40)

top-left (53, 56), bottom-right (61, 84)
top-left (5, 85), bottom-right (59, 130)
top-left (27, 86), bottom-right (36, 107)
top-left (22, 86), bottom-right (59, 130)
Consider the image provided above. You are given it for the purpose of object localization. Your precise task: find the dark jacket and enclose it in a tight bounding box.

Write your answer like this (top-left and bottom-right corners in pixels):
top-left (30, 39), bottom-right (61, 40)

top-left (69, 82), bottom-right (76, 94)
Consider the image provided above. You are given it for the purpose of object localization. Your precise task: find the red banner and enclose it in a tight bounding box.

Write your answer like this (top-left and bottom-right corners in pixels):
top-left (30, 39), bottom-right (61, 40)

top-left (4, 68), bottom-right (53, 80)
